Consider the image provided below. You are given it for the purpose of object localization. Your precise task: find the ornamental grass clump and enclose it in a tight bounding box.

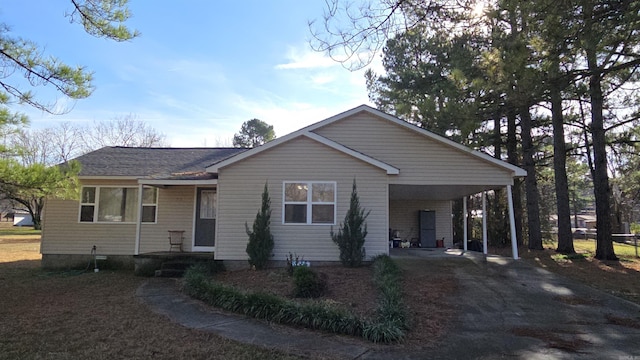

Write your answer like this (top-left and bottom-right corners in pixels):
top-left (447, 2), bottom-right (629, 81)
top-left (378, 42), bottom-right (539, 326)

top-left (362, 255), bottom-right (408, 343)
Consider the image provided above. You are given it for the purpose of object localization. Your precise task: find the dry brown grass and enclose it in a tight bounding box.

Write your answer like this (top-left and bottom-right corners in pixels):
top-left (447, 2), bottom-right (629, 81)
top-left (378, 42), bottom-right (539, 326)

top-left (0, 226), bottom-right (303, 360)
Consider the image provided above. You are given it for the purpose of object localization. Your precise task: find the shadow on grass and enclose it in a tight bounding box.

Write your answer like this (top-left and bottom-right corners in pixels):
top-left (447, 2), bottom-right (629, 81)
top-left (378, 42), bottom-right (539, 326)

top-left (0, 259), bottom-right (41, 269)
top-left (503, 246), bottom-right (640, 305)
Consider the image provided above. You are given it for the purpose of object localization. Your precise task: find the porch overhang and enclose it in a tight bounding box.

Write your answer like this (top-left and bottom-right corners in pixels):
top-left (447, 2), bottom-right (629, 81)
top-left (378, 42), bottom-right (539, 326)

top-left (139, 179), bottom-right (218, 186)
top-left (137, 171), bottom-right (218, 187)
top-left (389, 184), bottom-right (510, 201)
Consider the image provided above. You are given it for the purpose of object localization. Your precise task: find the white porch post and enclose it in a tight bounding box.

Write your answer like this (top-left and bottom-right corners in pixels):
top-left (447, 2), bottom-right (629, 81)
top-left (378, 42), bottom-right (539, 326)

top-left (134, 183), bottom-right (143, 256)
top-left (482, 191), bottom-right (488, 255)
top-left (507, 185), bottom-right (519, 259)
top-left (463, 196), bottom-right (468, 251)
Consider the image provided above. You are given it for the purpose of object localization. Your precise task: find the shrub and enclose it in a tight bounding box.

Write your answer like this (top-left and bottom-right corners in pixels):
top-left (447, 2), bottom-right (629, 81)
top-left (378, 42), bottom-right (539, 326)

top-left (286, 253), bottom-right (309, 276)
top-left (292, 266), bottom-right (327, 298)
top-left (245, 182), bottom-right (274, 270)
top-left (331, 179), bottom-right (370, 267)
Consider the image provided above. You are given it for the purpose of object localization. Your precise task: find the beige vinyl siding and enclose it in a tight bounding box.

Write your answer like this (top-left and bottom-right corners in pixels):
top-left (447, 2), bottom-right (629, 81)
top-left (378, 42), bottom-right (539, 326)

top-left (313, 113), bottom-right (514, 186)
top-left (139, 186), bottom-right (196, 253)
top-left (41, 180), bottom-right (197, 255)
top-left (216, 136), bottom-right (389, 262)
top-left (42, 199), bottom-right (136, 255)
top-left (389, 199), bottom-right (453, 247)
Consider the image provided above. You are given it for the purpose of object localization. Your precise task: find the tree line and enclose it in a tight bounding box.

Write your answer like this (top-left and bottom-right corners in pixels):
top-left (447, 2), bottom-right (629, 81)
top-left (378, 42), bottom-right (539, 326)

top-left (311, 0), bottom-right (640, 260)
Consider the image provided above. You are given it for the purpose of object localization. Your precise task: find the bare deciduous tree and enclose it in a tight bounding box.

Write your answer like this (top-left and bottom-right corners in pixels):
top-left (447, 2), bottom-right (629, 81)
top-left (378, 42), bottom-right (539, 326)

top-left (80, 114), bottom-right (169, 151)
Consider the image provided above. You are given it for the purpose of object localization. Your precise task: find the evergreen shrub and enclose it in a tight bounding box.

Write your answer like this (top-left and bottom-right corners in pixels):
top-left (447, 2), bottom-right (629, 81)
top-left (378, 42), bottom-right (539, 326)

top-left (292, 266), bottom-right (327, 298)
top-left (245, 182), bottom-right (274, 270)
top-left (331, 179), bottom-right (370, 267)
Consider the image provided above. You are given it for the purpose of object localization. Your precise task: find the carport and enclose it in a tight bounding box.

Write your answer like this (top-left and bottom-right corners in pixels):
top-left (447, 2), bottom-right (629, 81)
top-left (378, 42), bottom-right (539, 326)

top-left (388, 180), bottom-right (525, 259)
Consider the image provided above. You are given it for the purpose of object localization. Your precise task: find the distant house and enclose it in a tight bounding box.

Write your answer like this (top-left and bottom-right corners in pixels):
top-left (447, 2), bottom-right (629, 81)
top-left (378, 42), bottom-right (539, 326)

top-left (41, 105), bottom-right (526, 269)
top-left (13, 210), bottom-right (34, 227)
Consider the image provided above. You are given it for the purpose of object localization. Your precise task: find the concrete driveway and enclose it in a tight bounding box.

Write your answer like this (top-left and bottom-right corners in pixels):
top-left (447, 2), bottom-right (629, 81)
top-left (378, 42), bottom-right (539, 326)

top-left (383, 249), bottom-right (640, 359)
top-left (139, 250), bottom-right (640, 359)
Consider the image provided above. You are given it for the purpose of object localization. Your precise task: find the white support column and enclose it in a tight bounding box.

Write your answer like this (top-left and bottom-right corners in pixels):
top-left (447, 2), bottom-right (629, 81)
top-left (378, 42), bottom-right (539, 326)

top-left (482, 191), bottom-right (488, 255)
top-left (134, 183), bottom-right (143, 256)
top-left (463, 196), bottom-right (468, 251)
top-left (507, 185), bottom-right (519, 259)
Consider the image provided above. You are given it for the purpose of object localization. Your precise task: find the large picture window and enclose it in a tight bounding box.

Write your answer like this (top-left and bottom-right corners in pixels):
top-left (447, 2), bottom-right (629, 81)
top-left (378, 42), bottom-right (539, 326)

top-left (283, 182), bottom-right (335, 224)
top-left (80, 186), bottom-right (157, 223)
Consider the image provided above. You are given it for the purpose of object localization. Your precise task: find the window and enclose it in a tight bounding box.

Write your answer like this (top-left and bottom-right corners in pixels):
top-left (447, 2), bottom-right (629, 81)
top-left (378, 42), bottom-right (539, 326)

top-left (141, 187), bottom-right (158, 222)
top-left (283, 182), bottom-right (335, 224)
top-left (79, 186), bottom-right (157, 223)
top-left (199, 190), bottom-right (216, 219)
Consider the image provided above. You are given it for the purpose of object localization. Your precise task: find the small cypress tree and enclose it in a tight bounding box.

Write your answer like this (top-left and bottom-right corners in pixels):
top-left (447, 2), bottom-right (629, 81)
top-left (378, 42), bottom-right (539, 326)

top-left (245, 182), bottom-right (274, 270)
top-left (331, 179), bottom-right (370, 267)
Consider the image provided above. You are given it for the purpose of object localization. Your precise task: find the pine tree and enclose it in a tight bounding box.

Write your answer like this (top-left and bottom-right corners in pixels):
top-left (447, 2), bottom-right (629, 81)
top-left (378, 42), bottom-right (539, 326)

top-left (331, 179), bottom-right (370, 267)
top-left (245, 182), bottom-right (274, 269)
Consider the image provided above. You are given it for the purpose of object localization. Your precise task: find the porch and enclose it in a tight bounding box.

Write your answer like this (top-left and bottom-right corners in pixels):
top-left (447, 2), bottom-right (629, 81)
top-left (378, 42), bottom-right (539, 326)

top-left (134, 251), bottom-right (217, 277)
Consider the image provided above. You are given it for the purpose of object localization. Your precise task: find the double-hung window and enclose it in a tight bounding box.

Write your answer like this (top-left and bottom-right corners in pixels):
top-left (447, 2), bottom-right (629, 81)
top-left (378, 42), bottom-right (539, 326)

top-left (80, 186), bottom-right (157, 223)
top-left (283, 182), bottom-right (335, 224)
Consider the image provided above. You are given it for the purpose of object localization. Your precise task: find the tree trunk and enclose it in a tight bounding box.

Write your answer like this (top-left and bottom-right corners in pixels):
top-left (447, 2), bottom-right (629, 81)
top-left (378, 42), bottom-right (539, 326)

top-left (520, 107), bottom-right (543, 250)
top-left (550, 72), bottom-right (575, 254)
top-left (506, 109), bottom-right (523, 245)
top-left (584, 7), bottom-right (617, 261)
top-left (491, 115), bottom-right (507, 244)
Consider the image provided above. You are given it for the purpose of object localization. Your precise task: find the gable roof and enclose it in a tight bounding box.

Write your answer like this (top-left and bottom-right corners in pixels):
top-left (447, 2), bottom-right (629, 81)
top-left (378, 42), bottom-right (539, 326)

top-left (207, 105), bottom-right (527, 177)
top-left (74, 147), bottom-right (247, 178)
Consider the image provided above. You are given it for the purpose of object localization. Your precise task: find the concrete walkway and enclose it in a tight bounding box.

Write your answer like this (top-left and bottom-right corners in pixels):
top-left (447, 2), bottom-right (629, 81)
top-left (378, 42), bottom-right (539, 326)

top-left (137, 251), bottom-right (640, 359)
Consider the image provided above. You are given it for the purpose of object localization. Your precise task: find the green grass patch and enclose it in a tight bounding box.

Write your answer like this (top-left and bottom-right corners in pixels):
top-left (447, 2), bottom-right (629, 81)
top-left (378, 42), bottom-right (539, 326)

top-left (572, 239), bottom-right (639, 258)
top-left (0, 226), bottom-right (41, 237)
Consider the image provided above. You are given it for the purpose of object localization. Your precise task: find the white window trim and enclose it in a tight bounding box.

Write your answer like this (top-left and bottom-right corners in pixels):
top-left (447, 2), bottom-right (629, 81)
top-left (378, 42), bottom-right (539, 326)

top-left (79, 186), bottom-right (158, 224)
top-left (141, 187), bottom-right (159, 224)
top-left (282, 181), bottom-right (336, 225)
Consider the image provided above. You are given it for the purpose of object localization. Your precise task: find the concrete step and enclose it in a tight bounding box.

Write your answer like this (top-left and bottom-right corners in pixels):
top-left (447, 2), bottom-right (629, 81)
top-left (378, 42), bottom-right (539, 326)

top-left (155, 268), bottom-right (186, 278)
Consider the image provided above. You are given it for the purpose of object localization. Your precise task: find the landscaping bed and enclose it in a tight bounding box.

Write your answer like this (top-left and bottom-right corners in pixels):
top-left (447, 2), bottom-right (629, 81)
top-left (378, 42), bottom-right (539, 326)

top-left (187, 257), bottom-right (460, 348)
top-left (213, 265), bottom-right (378, 317)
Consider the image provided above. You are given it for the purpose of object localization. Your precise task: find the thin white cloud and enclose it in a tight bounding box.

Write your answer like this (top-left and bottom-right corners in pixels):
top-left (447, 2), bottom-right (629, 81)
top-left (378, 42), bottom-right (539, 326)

top-left (275, 47), bottom-right (338, 70)
top-left (310, 73), bottom-right (336, 85)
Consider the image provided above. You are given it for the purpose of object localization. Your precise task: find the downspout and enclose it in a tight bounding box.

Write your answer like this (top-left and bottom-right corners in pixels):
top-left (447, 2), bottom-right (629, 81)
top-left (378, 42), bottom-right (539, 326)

top-left (482, 191), bottom-right (488, 255)
top-left (134, 183), bottom-right (143, 255)
top-left (463, 196), bottom-right (468, 251)
top-left (507, 185), bottom-right (519, 259)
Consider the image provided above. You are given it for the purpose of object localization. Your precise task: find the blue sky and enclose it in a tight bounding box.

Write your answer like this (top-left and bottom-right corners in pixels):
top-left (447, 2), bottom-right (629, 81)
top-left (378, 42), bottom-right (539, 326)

top-left (2, 1), bottom-right (381, 146)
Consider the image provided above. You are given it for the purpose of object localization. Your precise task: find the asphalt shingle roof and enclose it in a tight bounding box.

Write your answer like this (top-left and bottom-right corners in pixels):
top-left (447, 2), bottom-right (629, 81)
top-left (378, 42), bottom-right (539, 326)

top-left (73, 147), bottom-right (248, 177)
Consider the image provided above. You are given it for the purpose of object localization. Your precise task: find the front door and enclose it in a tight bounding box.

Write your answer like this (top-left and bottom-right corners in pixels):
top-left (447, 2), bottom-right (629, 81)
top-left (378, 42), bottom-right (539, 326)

top-left (194, 188), bottom-right (216, 250)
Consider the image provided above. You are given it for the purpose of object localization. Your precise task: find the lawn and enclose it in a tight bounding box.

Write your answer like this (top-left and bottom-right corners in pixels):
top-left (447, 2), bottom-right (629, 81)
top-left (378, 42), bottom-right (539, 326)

top-left (0, 225), bottom-right (40, 237)
top-left (5, 218), bottom-right (638, 358)
top-left (0, 224), bottom-right (304, 360)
